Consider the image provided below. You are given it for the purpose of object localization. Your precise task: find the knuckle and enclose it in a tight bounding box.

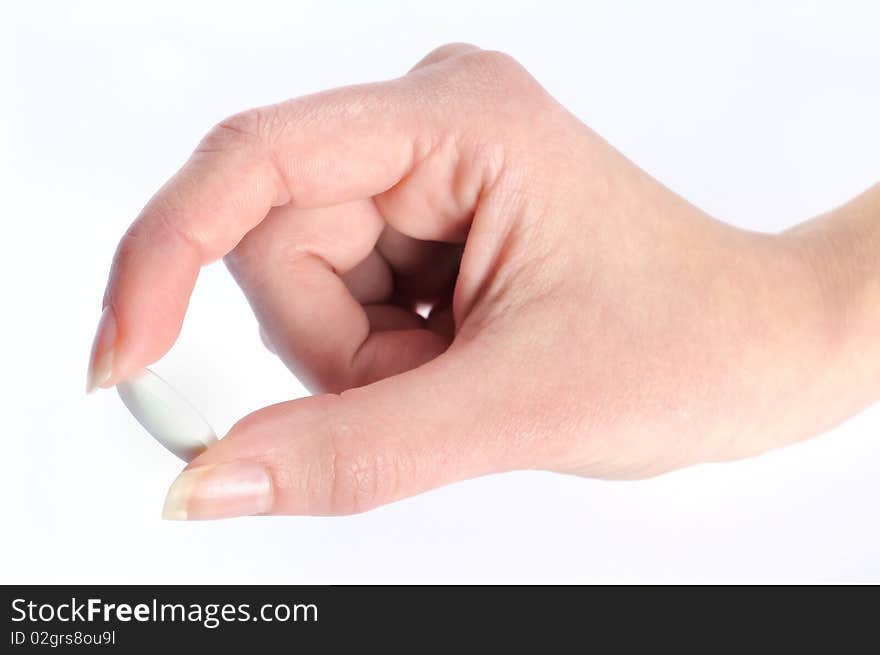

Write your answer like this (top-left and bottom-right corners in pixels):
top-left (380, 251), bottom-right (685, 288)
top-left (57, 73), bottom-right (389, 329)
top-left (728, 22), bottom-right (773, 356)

top-left (419, 41), bottom-right (480, 64)
top-left (438, 49), bottom-right (549, 122)
top-left (459, 49), bottom-right (528, 85)
top-left (196, 106), bottom-right (274, 154)
top-left (324, 418), bottom-right (398, 515)
top-left (112, 220), bottom-right (148, 267)
top-left (435, 40), bottom-right (477, 53)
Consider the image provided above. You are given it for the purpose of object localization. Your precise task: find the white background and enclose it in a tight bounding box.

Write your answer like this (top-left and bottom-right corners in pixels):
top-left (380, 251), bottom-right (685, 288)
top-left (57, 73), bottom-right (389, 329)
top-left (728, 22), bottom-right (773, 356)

top-left (3, 1), bottom-right (879, 583)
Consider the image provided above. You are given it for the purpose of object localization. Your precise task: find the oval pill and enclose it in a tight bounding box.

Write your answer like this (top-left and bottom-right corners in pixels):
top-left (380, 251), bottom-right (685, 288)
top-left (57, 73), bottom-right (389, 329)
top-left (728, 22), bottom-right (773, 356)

top-left (117, 368), bottom-right (217, 462)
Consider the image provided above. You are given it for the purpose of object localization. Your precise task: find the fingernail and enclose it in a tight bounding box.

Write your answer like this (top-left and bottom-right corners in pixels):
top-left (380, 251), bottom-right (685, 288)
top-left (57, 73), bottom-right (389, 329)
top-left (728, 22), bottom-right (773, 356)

top-left (162, 462), bottom-right (273, 521)
top-left (86, 306), bottom-right (117, 393)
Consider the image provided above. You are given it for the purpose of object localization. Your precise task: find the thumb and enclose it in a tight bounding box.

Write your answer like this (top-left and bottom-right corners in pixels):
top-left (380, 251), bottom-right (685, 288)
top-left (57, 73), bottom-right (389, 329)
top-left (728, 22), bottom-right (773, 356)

top-left (161, 348), bottom-right (520, 520)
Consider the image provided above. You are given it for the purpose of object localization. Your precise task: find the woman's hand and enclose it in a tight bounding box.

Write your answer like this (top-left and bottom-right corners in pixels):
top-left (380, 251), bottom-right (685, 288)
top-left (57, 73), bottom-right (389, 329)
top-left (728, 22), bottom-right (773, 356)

top-left (86, 44), bottom-right (880, 519)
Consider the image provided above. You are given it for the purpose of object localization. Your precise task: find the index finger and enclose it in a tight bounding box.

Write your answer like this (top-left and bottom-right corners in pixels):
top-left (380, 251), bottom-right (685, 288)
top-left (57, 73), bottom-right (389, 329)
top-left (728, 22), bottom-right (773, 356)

top-left (87, 77), bottom-right (436, 391)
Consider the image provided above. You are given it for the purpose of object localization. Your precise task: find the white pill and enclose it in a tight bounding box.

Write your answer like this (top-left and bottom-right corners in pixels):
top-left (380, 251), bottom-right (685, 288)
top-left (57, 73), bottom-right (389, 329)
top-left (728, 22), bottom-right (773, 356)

top-left (117, 368), bottom-right (217, 462)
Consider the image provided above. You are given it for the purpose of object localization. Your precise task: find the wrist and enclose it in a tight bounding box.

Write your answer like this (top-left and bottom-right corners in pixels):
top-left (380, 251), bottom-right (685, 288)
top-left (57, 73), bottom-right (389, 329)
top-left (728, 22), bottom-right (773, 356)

top-left (786, 184), bottom-right (880, 400)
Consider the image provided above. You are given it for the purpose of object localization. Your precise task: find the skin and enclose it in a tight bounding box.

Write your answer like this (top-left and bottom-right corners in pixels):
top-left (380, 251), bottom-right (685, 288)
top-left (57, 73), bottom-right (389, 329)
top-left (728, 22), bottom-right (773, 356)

top-left (87, 44), bottom-right (880, 518)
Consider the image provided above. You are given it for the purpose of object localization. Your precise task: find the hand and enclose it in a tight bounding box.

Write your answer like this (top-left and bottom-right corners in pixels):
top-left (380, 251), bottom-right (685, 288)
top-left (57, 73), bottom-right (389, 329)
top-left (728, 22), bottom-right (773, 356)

top-left (87, 44), bottom-right (880, 519)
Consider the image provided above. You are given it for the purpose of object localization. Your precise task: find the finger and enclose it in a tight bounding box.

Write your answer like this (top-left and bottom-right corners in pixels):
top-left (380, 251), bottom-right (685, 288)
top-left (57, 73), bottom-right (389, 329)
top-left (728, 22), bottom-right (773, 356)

top-left (362, 304), bottom-right (423, 331)
top-left (389, 244), bottom-right (461, 311)
top-left (426, 300), bottom-right (456, 340)
top-left (236, 42), bottom-right (481, 384)
top-left (258, 324), bottom-right (275, 354)
top-left (340, 248), bottom-right (393, 305)
top-left (88, 51), bottom-right (502, 390)
top-left (227, 200), bottom-right (448, 392)
top-left (375, 223), bottom-right (460, 276)
top-left (160, 348), bottom-right (531, 519)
